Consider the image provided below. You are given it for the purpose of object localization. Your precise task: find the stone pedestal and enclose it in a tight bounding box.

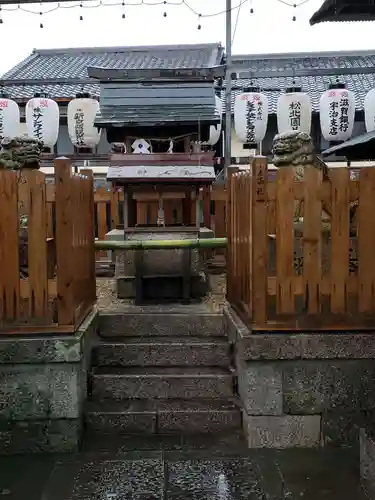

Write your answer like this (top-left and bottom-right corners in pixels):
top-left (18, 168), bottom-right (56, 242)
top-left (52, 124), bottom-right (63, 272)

top-left (0, 308), bottom-right (98, 454)
top-left (106, 227), bottom-right (214, 299)
top-left (225, 306), bottom-right (375, 449)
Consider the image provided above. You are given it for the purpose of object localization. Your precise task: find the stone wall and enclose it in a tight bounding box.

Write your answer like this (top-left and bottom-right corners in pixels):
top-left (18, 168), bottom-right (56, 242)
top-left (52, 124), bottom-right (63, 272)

top-left (225, 307), bottom-right (375, 449)
top-left (360, 427), bottom-right (375, 498)
top-left (0, 309), bottom-right (98, 454)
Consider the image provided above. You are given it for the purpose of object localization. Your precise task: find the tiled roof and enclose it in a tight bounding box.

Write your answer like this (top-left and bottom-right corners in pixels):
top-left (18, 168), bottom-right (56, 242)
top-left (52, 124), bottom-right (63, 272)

top-left (229, 50), bottom-right (375, 113)
top-left (1, 43), bottom-right (224, 100)
top-left (310, 0), bottom-right (375, 25)
top-left (3, 47), bottom-right (375, 114)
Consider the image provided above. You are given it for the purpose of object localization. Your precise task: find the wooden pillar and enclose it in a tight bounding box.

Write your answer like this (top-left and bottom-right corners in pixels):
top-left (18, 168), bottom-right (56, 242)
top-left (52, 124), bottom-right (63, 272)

top-left (182, 189), bottom-right (193, 226)
top-left (128, 190), bottom-right (137, 227)
top-left (202, 185), bottom-right (211, 229)
top-left (195, 187), bottom-right (201, 229)
top-left (184, 136), bottom-right (191, 153)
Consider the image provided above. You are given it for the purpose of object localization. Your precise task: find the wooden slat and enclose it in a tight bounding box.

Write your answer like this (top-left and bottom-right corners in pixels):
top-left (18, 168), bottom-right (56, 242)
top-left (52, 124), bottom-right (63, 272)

top-left (27, 170), bottom-right (48, 318)
top-left (81, 169), bottom-right (97, 306)
top-left (358, 168), bottom-right (375, 313)
top-left (251, 157), bottom-right (268, 324)
top-left (275, 167), bottom-right (295, 314)
top-left (46, 202), bottom-right (54, 238)
top-left (303, 166), bottom-right (322, 314)
top-left (0, 171), bottom-right (19, 321)
top-left (330, 168), bottom-right (350, 313)
top-left (110, 190), bottom-right (120, 228)
top-left (97, 201), bottom-right (108, 239)
top-left (54, 158), bottom-right (75, 326)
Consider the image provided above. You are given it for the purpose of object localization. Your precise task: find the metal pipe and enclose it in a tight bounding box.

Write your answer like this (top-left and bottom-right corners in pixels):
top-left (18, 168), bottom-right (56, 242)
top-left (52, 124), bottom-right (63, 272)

top-left (95, 238), bottom-right (227, 250)
top-left (224, 0), bottom-right (232, 175)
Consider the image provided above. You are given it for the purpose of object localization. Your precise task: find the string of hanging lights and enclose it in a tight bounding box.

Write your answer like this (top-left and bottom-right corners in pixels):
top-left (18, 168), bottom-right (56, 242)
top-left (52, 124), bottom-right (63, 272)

top-left (0, 0), bottom-right (312, 28)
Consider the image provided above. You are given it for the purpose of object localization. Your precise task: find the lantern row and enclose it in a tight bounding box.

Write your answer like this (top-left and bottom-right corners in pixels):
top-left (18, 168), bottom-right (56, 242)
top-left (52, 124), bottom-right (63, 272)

top-left (0, 85), bottom-right (370, 148)
top-left (0, 92), bottom-right (101, 148)
top-left (233, 84), bottom-right (373, 145)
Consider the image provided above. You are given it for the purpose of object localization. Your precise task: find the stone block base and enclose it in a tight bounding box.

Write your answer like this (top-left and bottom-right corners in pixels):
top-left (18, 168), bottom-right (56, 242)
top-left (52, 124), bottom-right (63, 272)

top-left (0, 308), bottom-right (98, 454)
top-left (244, 414), bottom-right (321, 448)
top-left (117, 274), bottom-right (208, 300)
top-left (360, 426), bottom-right (375, 499)
top-left (0, 419), bottom-right (81, 454)
top-left (225, 306), bottom-right (375, 449)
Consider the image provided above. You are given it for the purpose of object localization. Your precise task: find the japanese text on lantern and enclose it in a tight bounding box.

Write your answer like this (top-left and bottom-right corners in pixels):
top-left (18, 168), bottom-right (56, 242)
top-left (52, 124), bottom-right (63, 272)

top-left (32, 107), bottom-right (43, 141)
top-left (0, 108), bottom-right (4, 139)
top-left (288, 101), bottom-right (301, 130)
top-left (339, 96), bottom-right (349, 133)
top-left (74, 108), bottom-right (85, 146)
top-left (246, 100), bottom-right (256, 144)
top-left (329, 100), bottom-right (339, 137)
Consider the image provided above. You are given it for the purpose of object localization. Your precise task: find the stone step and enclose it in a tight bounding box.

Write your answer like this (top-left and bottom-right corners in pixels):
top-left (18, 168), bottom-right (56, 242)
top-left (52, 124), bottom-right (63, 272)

top-left (85, 398), bottom-right (242, 434)
top-left (98, 312), bottom-right (225, 338)
top-left (94, 336), bottom-right (231, 367)
top-left (81, 430), bottom-right (248, 454)
top-left (91, 366), bottom-right (234, 400)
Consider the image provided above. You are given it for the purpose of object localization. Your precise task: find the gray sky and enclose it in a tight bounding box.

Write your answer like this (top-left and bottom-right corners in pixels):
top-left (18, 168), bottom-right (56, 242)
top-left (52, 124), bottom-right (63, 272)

top-left (1, 0), bottom-right (375, 75)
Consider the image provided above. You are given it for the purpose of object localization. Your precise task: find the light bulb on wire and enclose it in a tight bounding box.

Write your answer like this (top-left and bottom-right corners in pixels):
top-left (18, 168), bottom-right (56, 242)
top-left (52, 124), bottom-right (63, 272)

top-left (197, 13), bottom-right (201, 30)
top-left (79, 1), bottom-right (83, 21)
top-left (39, 1), bottom-right (43, 28)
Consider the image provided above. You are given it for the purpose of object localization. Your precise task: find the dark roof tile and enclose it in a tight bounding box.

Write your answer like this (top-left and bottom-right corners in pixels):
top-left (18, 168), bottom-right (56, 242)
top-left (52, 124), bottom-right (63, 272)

top-left (3, 46), bottom-right (375, 114)
top-left (2, 43), bottom-right (224, 80)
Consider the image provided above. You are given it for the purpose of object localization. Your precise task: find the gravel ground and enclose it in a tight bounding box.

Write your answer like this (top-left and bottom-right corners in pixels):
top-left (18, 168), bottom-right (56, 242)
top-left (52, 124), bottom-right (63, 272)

top-left (96, 270), bottom-right (227, 313)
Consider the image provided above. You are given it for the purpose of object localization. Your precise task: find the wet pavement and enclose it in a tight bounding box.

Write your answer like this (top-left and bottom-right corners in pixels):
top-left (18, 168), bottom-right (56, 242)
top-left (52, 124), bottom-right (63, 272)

top-left (0, 433), bottom-right (366, 499)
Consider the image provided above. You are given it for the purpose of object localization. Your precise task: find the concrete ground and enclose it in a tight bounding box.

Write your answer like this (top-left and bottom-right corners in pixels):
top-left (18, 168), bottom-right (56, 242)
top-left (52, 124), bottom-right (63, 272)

top-left (0, 432), bottom-right (366, 500)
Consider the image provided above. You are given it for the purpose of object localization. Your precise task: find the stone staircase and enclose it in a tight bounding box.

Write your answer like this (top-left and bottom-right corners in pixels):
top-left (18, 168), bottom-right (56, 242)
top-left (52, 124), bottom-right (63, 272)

top-left (85, 309), bottom-right (242, 435)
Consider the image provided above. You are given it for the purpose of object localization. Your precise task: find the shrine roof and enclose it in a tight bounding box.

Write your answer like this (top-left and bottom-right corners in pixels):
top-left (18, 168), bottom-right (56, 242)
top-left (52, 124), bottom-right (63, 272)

top-left (310, 0), bottom-right (375, 25)
top-left (3, 45), bottom-right (375, 114)
top-left (0, 43), bottom-right (224, 101)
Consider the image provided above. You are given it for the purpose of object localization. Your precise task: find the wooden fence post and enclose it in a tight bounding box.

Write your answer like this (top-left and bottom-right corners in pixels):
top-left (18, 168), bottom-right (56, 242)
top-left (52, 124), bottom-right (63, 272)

top-left (81, 169), bottom-right (97, 304)
top-left (226, 167), bottom-right (239, 303)
top-left (54, 157), bottom-right (75, 326)
top-left (251, 156), bottom-right (268, 326)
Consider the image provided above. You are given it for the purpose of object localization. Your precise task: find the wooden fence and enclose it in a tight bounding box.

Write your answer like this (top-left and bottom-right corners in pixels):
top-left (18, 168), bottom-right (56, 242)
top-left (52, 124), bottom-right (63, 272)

top-left (227, 156), bottom-right (375, 331)
top-left (0, 158), bottom-right (96, 333)
top-left (43, 183), bottom-right (227, 250)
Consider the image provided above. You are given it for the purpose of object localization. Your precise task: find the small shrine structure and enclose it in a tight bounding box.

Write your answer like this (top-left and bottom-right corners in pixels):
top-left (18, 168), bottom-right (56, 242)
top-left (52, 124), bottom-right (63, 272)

top-left (87, 66), bottom-right (223, 301)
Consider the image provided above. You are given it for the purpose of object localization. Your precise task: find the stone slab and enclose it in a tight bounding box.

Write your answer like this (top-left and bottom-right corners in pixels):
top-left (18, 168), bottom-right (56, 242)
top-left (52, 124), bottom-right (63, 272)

top-left (0, 308), bottom-right (98, 364)
top-left (95, 337), bottom-right (230, 367)
top-left (0, 418), bottom-right (81, 454)
top-left (91, 367), bottom-right (234, 400)
top-left (322, 412), bottom-right (365, 447)
top-left (237, 361), bottom-right (283, 416)
top-left (244, 414), bottom-right (321, 448)
top-left (0, 364), bottom-right (84, 420)
top-left (361, 427), bottom-right (375, 499)
top-left (283, 361), bottom-right (375, 414)
top-left (99, 312), bottom-right (226, 338)
top-left (43, 456), bottom-right (165, 500)
top-left (224, 305), bottom-right (375, 360)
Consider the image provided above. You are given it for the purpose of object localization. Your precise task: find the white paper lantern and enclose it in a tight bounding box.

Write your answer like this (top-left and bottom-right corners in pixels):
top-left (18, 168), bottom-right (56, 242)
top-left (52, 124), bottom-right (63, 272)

top-left (320, 84), bottom-right (355, 142)
top-left (364, 89), bottom-right (375, 132)
top-left (277, 88), bottom-right (312, 134)
top-left (204, 95), bottom-right (222, 146)
top-left (67, 93), bottom-right (101, 148)
top-left (25, 93), bottom-right (59, 148)
top-left (0, 95), bottom-right (20, 140)
top-left (234, 89), bottom-right (269, 144)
